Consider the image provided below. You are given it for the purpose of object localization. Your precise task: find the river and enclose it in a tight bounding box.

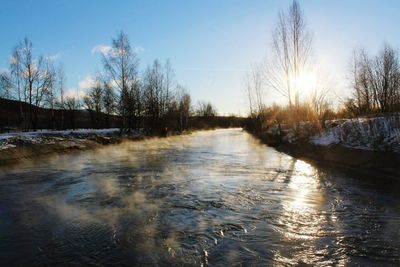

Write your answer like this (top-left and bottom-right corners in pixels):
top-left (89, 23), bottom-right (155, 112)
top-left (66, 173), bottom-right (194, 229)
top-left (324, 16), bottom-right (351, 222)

top-left (0, 128), bottom-right (399, 266)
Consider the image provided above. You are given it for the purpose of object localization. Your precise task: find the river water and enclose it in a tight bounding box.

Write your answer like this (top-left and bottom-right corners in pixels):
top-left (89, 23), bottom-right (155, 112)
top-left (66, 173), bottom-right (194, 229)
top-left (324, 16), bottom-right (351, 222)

top-left (0, 129), bottom-right (399, 266)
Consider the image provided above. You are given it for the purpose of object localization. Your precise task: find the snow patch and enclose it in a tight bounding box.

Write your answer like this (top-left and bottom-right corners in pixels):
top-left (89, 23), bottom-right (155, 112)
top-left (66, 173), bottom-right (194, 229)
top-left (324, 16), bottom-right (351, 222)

top-left (310, 130), bottom-right (339, 146)
top-left (0, 128), bottom-right (122, 150)
top-left (310, 115), bottom-right (400, 153)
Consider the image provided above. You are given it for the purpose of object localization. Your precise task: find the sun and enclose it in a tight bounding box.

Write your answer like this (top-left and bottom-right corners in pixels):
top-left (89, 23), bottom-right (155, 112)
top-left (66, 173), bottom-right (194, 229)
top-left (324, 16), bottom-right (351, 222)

top-left (290, 71), bottom-right (317, 95)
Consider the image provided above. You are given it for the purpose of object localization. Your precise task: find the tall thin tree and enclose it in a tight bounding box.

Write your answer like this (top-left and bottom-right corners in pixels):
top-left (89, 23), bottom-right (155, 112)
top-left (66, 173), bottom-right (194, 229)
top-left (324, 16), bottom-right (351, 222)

top-left (102, 31), bottom-right (139, 132)
top-left (267, 0), bottom-right (312, 108)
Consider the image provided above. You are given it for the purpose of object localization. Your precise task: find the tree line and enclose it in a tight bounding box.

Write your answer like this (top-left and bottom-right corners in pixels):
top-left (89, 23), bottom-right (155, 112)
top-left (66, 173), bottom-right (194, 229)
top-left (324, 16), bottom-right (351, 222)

top-left (0, 38), bottom-right (61, 131)
top-left (347, 44), bottom-right (400, 115)
top-left (0, 32), bottom-right (218, 134)
top-left (244, 0), bottom-right (400, 135)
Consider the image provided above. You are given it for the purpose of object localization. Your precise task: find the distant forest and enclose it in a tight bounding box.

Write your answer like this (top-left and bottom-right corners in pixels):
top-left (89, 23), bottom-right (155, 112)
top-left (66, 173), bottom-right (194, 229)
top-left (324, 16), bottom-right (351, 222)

top-left (0, 33), bottom-right (242, 133)
top-left (0, 97), bottom-right (243, 132)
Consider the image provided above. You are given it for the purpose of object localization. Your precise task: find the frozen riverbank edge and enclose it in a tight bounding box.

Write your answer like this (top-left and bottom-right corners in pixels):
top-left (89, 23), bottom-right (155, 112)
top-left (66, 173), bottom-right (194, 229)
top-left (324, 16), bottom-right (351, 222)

top-left (0, 129), bottom-right (148, 166)
top-left (251, 130), bottom-right (400, 179)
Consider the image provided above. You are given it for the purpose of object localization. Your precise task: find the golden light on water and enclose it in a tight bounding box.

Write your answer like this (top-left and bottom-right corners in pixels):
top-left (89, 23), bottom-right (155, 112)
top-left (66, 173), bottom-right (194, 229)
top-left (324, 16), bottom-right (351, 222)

top-left (278, 160), bottom-right (325, 242)
top-left (286, 160), bottom-right (318, 213)
top-left (293, 160), bottom-right (315, 177)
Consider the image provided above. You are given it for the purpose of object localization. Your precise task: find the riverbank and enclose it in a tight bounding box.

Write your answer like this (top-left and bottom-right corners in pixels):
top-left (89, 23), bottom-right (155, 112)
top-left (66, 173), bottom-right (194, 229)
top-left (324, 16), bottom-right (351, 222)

top-left (250, 129), bottom-right (400, 179)
top-left (0, 128), bottom-right (227, 166)
top-left (0, 129), bottom-right (147, 165)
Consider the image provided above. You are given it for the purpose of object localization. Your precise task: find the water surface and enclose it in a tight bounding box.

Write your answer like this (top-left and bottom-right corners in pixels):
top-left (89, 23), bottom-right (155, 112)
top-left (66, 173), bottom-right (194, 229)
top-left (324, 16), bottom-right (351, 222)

top-left (0, 129), bottom-right (399, 266)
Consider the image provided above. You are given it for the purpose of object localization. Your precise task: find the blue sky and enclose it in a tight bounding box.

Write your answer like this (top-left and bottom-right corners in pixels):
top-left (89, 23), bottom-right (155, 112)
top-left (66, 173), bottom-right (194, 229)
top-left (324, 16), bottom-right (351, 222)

top-left (1, 0), bottom-right (400, 115)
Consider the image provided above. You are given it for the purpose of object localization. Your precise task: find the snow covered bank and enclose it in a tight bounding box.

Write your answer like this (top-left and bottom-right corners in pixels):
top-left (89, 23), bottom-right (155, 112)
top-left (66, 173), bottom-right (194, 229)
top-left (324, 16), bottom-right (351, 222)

top-left (310, 115), bottom-right (400, 153)
top-left (0, 128), bottom-right (146, 165)
top-left (0, 128), bottom-right (120, 141)
top-left (246, 115), bottom-right (400, 175)
top-left (0, 128), bottom-right (138, 150)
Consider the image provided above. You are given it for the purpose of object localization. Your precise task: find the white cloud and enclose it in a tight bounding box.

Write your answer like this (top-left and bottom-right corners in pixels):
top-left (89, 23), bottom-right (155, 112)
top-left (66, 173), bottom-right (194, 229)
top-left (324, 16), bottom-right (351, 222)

top-left (91, 44), bottom-right (113, 55)
top-left (65, 88), bottom-right (86, 99)
top-left (64, 75), bottom-right (96, 100)
top-left (46, 52), bottom-right (63, 61)
top-left (107, 80), bottom-right (118, 88)
top-left (78, 75), bottom-right (96, 90)
top-left (134, 46), bottom-right (145, 54)
top-left (91, 44), bottom-right (145, 55)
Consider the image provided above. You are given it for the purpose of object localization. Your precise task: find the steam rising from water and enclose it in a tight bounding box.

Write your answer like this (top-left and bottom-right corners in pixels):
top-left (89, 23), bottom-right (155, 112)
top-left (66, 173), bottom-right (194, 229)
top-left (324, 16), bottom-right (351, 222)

top-left (0, 129), bottom-right (399, 266)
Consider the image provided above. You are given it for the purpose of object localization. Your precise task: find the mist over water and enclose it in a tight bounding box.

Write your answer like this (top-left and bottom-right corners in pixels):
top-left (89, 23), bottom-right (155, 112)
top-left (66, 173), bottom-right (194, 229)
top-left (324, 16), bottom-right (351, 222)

top-left (0, 129), bottom-right (399, 266)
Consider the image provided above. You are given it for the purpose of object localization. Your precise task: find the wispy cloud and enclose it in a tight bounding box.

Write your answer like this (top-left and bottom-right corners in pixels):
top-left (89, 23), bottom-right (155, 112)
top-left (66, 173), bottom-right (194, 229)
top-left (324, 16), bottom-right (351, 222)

top-left (64, 75), bottom-right (96, 99)
top-left (46, 52), bottom-right (63, 61)
top-left (91, 44), bottom-right (113, 55)
top-left (180, 67), bottom-right (249, 72)
top-left (134, 46), bottom-right (145, 54)
top-left (78, 74), bottom-right (96, 90)
top-left (91, 44), bottom-right (145, 55)
top-left (64, 87), bottom-right (85, 99)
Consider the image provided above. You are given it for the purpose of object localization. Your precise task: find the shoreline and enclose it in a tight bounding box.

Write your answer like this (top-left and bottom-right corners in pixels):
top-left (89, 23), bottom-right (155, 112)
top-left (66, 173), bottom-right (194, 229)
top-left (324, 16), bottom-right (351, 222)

top-left (0, 128), bottom-right (163, 166)
top-left (0, 134), bottom-right (130, 166)
top-left (2, 128), bottom-right (400, 179)
top-left (249, 130), bottom-right (400, 179)
top-left (0, 128), bottom-right (227, 166)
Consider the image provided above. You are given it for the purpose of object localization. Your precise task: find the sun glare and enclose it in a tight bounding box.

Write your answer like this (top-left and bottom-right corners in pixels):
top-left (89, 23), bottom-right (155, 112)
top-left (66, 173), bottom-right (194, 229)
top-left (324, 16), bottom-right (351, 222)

top-left (290, 71), bottom-right (317, 95)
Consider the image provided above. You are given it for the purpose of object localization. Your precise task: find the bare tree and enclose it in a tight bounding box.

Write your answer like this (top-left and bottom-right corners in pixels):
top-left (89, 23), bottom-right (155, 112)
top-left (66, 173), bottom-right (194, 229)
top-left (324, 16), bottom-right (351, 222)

top-left (195, 101), bottom-right (217, 117)
top-left (349, 48), bottom-right (374, 114)
top-left (102, 31), bottom-right (139, 132)
top-left (267, 0), bottom-right (312, 108)
top-left (308, 85), bottom-right (331, 130)
top-left (102, 81), bottom-right (116, 128)
top-left (0, 72), bottom-right (12, 98)
top-left (0, 71), bottom-right (12, 131)
top-left (176, 85), bottom-right (191, 131)
top-left (162, 59), bottom-right (174, 118)
top-left (244, 65), bottom-right (266, 131)
top-left (43, 61), bottom-right (58, 129)
top-left (84, 75), bottom-right (103, 128)
top-left (372, 43), bottom-right (400, 112)
top-left (143, 59), bottom-right (164, 133)
top-left (349, 44), bottom-right (400, 115)
top-left (57, 64), bottom-right (66, 129)
top-left (126, 79), bottom-right (142, 130)
top-left (64, 96), bottom-right (81, 130)
top-left (16, 37), bottom-right (55, 131)
top-left (9, 46), bottom-right (24, 126)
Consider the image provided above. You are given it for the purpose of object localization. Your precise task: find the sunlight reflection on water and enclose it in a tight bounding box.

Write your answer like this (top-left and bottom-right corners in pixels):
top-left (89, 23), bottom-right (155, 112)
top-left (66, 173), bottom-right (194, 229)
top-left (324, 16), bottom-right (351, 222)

top-left (0, 129), bottom-right (399, 266)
